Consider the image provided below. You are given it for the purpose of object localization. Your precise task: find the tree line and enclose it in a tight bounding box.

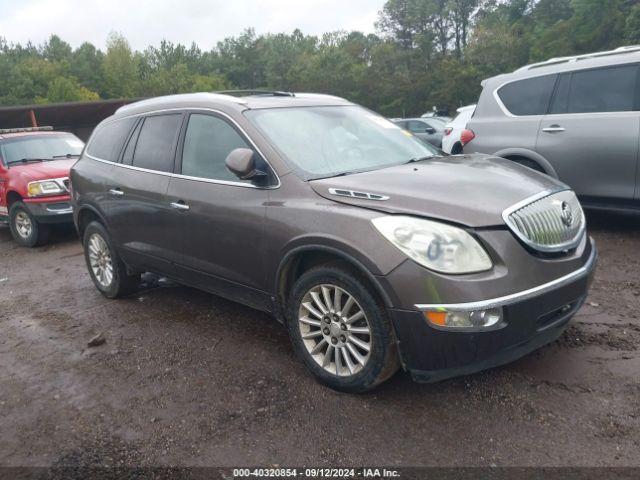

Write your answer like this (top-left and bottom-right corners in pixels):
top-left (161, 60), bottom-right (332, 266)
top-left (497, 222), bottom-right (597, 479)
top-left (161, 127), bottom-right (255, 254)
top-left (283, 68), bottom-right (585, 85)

top-left (1, 0), bottom-right (639, 117)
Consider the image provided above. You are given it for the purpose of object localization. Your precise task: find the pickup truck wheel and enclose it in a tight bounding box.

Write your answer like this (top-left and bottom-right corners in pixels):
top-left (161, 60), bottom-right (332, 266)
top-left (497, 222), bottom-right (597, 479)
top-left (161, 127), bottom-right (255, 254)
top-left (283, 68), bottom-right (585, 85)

top-left (287, 265), bottom-right (400, 393)
top-left (8, 202), bottom-right (50, 247)
top-left (83, 221), bottom-right (139, 298)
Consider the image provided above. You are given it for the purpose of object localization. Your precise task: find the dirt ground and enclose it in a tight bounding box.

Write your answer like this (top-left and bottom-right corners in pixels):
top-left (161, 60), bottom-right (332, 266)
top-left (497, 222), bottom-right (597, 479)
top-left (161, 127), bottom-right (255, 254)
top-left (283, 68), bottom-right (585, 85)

top-left (0, 211), bottom-right (639, 469)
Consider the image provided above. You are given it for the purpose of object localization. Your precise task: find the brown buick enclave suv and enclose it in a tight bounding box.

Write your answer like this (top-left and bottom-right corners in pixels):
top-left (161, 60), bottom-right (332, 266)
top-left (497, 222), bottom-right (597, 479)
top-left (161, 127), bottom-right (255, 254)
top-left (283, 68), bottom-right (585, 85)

top-left (70, 91), bottom-right (597, 392)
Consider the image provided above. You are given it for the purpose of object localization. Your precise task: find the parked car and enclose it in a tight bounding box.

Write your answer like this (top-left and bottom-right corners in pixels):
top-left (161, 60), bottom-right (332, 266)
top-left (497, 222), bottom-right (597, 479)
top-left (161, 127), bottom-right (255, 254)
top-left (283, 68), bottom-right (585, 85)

top-left (441, 104), bottom-right (476, 154)
top-left (71, 92), bottom-right (596, 392)
top-left (463, 45), bottom-right (640, 212)
top-left (0, 127), bottom-right (83, 246)
top-left (421, 111), bottom-right (452, 123)
top-left (393, 118), bottom-right (445, 147)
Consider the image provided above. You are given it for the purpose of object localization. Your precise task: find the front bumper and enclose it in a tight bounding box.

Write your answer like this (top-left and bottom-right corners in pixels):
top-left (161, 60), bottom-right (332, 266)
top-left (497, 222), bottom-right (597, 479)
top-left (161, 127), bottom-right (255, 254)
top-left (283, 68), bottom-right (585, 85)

top-left (390, 242), bottom-right (597, 383)
top-left (23, 195), bottom-right (73, 224)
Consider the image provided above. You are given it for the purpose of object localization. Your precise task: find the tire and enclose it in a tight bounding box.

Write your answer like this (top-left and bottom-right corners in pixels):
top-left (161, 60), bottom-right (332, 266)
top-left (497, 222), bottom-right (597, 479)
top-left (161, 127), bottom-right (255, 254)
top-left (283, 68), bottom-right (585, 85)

top-left (287, 264), bottom-right (400, 393)
top-left (451, 142), bottom-right (462, 155)
top-left (8, 202), bottom-right (50, 247)
top-left (83, 221), bottom-right (140, 298)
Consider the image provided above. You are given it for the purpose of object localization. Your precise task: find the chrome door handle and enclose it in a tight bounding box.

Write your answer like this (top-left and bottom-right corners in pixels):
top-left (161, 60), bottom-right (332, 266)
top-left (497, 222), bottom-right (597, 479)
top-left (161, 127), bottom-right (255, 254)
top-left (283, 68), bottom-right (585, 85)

top-left (542, 126), bottom-right (565, 133)
top-left (170, 201), bottom-right (190, 211)
top-left (108, 188), bottom-right (124, 196)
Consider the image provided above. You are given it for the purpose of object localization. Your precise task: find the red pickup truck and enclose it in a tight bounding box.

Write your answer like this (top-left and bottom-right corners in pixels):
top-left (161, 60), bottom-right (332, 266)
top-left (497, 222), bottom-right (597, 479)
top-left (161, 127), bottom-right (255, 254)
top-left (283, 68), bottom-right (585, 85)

top-left (0, 127), bottom-right (84, 247)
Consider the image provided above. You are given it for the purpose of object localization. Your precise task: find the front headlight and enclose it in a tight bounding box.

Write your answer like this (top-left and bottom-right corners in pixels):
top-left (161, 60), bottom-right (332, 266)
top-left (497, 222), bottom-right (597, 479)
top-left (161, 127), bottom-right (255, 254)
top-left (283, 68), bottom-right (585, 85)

top-left (27, 180), bottom-right (65, 197)
top-left (372, 216), bottom-right (493, 274)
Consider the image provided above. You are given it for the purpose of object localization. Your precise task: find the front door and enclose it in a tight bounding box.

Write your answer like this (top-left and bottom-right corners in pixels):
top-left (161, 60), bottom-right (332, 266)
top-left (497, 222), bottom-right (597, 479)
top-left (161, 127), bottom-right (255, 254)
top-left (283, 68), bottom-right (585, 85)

top-left (536, 65), bottom-right (640, 202)
top-left (406, 120), bottom-right (441, 147)
top-left (166, 112), bottom-right (272, 310)
top-left (106, 112), bottom-right (185, 274)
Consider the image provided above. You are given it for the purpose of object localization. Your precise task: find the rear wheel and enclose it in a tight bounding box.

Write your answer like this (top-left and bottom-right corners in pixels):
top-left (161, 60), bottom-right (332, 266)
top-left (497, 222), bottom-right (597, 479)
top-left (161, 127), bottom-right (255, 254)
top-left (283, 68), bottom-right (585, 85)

top-left (83, 221), bottom-right (139, 298)
top-left (8, 202), bottom-right (50, 247)
top-left (287, 265), bottom-right (400, 393)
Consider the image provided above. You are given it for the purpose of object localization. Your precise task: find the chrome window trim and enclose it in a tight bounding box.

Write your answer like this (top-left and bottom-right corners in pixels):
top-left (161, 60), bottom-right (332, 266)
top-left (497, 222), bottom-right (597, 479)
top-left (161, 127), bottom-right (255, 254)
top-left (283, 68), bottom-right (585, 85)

top-left (85, 107), bottom-right (281, 190)
top-left (415, 245), bottom-right (597, 312)
top-left (493, 61), bottom-right (640, 118)
top-left (502, 188), bottom-right (586, 253)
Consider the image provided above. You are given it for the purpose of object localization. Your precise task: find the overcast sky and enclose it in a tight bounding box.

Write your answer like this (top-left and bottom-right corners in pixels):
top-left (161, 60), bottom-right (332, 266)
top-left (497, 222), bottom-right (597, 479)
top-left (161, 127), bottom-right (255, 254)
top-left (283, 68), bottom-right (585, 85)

top-left (0, 0), bottom-right (385, 51)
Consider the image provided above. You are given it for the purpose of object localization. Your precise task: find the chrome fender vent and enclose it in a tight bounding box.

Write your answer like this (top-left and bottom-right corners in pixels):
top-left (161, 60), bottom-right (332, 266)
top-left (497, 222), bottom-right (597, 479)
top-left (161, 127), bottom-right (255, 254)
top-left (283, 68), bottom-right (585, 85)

top-left (328, 188), bottom-right (389, 201)
top-left (503, 189), bottom-right (585, 253)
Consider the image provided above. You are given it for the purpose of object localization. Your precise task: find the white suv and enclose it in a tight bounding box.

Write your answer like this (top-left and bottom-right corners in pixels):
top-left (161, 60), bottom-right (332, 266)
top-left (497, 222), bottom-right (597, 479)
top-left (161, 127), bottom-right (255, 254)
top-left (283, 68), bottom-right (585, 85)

top-left (442, 105), bottom-right (475, 154)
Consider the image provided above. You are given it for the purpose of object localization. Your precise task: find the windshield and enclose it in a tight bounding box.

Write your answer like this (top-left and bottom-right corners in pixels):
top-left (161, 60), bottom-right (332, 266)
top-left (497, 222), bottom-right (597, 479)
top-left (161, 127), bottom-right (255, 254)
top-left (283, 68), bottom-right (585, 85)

top-left (1, 134), bottom-right (84, 165)
top-left (245, 106), bottom-right (439, 179)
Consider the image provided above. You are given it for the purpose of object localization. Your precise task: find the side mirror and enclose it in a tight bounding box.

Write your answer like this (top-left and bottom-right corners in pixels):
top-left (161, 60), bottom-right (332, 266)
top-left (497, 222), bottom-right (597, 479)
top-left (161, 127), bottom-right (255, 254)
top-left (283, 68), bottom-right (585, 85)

top-left (225, 148), bottom-right (268, 182)
top-left (425, 127), bottom-right (436, 134)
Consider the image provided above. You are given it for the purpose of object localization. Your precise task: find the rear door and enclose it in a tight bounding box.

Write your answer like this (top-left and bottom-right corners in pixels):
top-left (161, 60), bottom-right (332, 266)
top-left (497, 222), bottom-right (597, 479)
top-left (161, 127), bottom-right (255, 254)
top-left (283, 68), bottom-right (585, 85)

top-left (166, 111), bottom-right (273, 310)
top-left (536, 64), bottom-right (640, 201)
top-left (106, 112), bottom-right (185, 274)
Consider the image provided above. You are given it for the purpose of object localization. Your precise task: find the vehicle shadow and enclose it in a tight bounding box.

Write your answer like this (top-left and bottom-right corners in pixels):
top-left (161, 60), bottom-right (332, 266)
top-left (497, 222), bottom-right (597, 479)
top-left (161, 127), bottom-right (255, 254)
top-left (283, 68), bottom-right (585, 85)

top-left (586, 209), bottom-right (640, 233)
top-left (0, 222), bottom-right (78, 247)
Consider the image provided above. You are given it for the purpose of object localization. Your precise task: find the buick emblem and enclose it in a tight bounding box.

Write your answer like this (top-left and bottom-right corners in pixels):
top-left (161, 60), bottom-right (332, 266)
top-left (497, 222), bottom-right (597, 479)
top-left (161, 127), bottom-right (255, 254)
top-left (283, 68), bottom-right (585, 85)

top-left (560, 201), bottom-right (573, 227)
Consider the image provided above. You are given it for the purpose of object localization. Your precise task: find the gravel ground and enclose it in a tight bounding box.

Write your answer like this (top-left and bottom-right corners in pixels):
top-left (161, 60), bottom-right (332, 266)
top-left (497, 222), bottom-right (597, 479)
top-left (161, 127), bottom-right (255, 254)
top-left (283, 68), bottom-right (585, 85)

top-left (0, 211), bottom-right (639, 469)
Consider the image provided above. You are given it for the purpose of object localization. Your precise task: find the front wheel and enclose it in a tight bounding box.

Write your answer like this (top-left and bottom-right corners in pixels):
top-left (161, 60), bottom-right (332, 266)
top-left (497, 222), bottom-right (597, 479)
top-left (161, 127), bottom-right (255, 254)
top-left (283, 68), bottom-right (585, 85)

top-left (8, 202), bottom-right (50, 247)
top-left (287, 265), bottom-right (400, 393)
top-left (83, 221), bottom-right (140, 298)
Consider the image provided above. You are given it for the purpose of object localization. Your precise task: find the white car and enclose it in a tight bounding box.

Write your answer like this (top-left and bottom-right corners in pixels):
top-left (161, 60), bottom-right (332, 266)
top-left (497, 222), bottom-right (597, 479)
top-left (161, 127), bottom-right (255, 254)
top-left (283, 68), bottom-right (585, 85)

top-left (441, 104), bottom-right (476, 154)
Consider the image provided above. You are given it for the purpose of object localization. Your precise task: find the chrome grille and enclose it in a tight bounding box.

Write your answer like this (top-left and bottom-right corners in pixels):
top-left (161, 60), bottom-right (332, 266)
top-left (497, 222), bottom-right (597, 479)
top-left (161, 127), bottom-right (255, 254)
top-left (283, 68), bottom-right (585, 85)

top-left (503, 190), bottom-right (585, 253)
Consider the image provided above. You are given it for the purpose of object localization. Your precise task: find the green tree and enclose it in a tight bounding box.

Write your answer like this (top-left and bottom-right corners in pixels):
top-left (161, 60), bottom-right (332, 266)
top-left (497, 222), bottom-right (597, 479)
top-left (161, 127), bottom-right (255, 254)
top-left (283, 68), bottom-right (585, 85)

top-left (42, 76), bottom-right (100, 103)
top-left (102, 32), bottom-right (137, 98)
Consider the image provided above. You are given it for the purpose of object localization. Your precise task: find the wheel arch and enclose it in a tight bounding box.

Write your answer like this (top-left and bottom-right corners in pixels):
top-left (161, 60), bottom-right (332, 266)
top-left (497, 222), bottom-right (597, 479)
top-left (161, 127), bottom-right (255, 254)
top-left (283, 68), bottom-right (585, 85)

top-left (76, 204), bottom-right (109, 238)
top-left (275, 244), bottom-right (395, 322)
top-left (494, 148), bottom-right (558, 178)
top-left (6, 190), bottom-right (22, 207)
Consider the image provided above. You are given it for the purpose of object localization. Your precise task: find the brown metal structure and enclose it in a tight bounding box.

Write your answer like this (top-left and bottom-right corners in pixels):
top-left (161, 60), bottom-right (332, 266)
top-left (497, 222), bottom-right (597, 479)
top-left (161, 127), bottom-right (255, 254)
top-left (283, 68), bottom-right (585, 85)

top-left (0, 99), bottom-right (141, 141)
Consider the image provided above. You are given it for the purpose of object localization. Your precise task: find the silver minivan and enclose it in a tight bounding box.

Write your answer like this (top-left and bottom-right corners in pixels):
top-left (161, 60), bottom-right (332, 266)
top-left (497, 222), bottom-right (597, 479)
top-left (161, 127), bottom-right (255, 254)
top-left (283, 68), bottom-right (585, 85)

top-left (463, 45), bottom-right (640, 211)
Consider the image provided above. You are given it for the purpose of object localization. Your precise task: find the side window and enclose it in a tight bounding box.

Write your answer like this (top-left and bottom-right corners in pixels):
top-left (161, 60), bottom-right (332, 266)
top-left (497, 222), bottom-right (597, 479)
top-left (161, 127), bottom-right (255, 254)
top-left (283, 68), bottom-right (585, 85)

top-left (566, 65), bottom-right (638, 113)
top-left (86, 117), bottom-right (136, 162)
top-left (131, 114), bottom-right (182, 173)
top-left (497, 74), bottom-right (557, 116)
top-left (407, 121), bottom-right (427, 133)
top-left (180, 114), bottom-right (252, 182)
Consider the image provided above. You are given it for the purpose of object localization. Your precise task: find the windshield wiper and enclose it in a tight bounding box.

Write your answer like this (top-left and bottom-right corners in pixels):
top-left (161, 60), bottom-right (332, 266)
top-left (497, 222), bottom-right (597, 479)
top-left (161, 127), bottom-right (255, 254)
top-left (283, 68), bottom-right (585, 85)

top-left (312, 171), bottom-right (353, 180)
top-left (52, 153), bottom-right (79, 159)
top-left (405, 155), bottom-right (434, 164)
top-left (8, 158), bottom-right (46, 165)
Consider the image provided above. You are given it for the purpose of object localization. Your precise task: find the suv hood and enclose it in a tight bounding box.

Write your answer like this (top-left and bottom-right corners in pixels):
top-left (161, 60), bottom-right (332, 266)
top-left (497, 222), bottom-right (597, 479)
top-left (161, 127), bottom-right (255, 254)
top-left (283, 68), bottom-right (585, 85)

top-left (309, 155), bottom-right (566, 227)
top-left (9, 158), bottom-right (76, 181)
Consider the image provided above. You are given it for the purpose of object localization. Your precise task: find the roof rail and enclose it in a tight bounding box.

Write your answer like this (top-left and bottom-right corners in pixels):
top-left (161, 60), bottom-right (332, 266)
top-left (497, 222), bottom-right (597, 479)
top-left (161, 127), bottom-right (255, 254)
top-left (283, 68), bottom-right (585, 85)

top-left (515, 45), bottom-right (640, 72)
top-left (0, 126), bottom-right (54, 134)
top-left (216, 90), bottom-right (295, 97)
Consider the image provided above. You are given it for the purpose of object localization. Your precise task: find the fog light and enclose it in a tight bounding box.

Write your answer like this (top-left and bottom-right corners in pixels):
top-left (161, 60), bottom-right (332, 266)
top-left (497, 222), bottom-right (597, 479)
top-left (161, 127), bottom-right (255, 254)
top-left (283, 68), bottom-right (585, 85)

top-left (425, 308), bottom-right (503, 329)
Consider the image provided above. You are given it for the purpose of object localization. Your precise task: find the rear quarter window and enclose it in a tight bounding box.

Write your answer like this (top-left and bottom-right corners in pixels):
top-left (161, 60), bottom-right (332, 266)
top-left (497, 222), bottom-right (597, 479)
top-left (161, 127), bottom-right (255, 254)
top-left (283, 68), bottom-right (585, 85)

top-left (497, 74), bottom-right (557, 116)
top-left (86, 117), bottom-right (136, 162)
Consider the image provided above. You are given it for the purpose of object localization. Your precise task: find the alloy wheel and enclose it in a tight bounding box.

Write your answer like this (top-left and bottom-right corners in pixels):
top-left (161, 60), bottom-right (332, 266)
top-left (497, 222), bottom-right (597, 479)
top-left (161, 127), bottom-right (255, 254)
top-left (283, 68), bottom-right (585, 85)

top-left (298, 284), bottom-right (372, 377)
top-left (14, 211), bottom-right (33, 239)
top-left (88, 233), bottom-right (114, 287)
